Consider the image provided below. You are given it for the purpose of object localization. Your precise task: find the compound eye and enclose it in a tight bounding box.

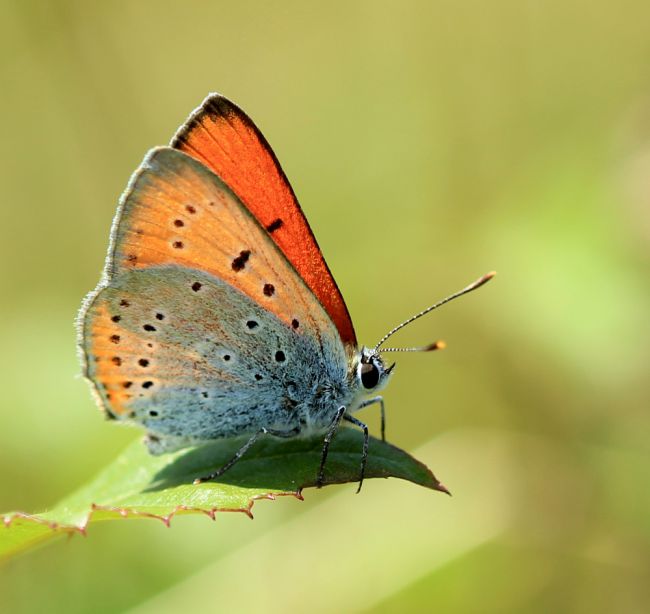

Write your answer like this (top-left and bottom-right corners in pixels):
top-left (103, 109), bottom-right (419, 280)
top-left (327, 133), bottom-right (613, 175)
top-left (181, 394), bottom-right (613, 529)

top-left (360, 361), bottom-right (380, 389)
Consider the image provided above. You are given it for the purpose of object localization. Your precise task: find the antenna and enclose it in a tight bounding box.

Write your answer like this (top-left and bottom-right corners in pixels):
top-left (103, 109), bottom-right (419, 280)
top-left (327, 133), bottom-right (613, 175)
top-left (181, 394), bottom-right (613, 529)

top-left (374, 271), bottom-right (496, 352)
top-left (379, 340), bottom-right (446, 353)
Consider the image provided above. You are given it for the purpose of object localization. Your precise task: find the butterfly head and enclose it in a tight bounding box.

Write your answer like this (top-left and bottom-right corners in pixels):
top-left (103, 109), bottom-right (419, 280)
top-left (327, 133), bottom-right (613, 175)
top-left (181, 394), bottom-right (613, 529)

top-left (356, 347), bottom-right (395, 393)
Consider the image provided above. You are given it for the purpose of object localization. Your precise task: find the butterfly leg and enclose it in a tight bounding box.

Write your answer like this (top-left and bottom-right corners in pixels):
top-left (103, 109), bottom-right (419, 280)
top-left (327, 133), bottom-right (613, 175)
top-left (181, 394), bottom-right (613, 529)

top-left (193, 426), bottom-right (301, 484)
top-left (316, 406), bottom-right (346, 488)
top-left (343, 414), bottom-right (369, 494)
top-left (356, 395), bottom-right (386, 441)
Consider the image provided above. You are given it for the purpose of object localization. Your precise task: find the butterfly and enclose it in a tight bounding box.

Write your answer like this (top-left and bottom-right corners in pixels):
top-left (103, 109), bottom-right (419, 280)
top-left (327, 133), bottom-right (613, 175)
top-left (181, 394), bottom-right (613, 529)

top-left (78, 94), bottom-right (494, 492)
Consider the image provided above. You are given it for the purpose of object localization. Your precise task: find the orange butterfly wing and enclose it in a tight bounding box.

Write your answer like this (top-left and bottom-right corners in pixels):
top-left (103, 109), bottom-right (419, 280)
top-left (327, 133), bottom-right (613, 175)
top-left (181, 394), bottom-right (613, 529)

top-left (81, 148), bottom-right (347, 418)
top-left (171, 94), bottom-right (357, 346)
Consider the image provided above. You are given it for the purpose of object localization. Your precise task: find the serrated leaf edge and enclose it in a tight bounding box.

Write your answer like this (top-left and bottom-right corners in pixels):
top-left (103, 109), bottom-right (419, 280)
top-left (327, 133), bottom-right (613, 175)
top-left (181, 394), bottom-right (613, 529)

top-left (2, 489), bottom-right (303, 554)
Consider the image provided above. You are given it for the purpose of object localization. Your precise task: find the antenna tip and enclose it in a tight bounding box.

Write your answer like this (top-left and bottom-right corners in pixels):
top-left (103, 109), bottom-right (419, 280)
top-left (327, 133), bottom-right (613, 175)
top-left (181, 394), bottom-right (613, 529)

top-left (468, 271), bottom-right (497, 292)
top-left (425, 340), bottom-right (446, 351)
top-left (478, 271), bottom-right (497, 285)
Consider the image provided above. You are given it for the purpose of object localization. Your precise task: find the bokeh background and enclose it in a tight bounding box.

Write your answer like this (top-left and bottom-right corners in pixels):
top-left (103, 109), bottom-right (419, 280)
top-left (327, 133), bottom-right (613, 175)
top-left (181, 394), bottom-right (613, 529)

top-left (1, 1), bottom-right (649, 612)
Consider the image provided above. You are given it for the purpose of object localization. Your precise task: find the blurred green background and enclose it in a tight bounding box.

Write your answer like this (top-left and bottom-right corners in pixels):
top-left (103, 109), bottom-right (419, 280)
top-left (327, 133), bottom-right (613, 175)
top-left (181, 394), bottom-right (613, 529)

top-left (1, 1), bottom-right (649, 612)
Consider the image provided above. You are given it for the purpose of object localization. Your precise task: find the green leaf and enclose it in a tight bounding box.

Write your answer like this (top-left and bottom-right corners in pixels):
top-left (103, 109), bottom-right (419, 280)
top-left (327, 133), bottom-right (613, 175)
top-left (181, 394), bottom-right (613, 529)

top-left (1, 428), bottom-right (447, 560)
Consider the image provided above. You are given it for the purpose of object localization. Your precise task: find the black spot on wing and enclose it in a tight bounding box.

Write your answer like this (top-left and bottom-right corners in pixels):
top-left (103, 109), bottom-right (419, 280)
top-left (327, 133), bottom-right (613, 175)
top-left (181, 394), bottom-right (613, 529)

top-left (266, 218), bottom-right (283, 233)
top-left (232, 250), bottom-right (251, 272)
